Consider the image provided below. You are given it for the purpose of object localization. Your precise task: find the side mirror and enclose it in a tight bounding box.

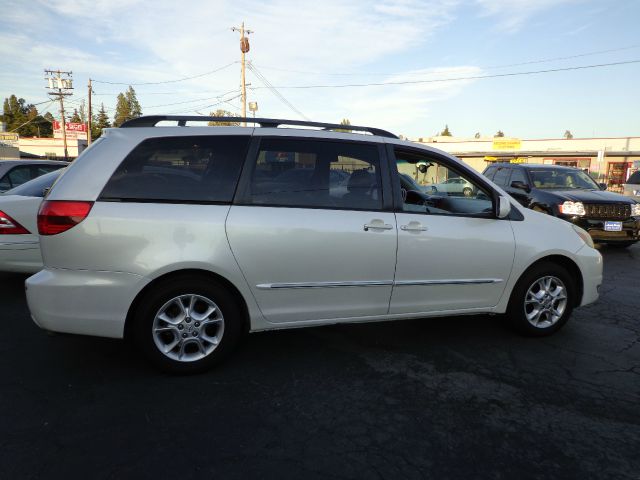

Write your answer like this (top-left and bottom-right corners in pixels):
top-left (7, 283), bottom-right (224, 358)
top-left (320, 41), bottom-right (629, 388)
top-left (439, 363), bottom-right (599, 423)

top-left (497, 196), bottom-right (511, 219)
top-left (599, 183), bottom-right (607, 190)
top-left (510, 180), bottom-right (530, 192)
top-left (417, 164), bottom-right (427, 173)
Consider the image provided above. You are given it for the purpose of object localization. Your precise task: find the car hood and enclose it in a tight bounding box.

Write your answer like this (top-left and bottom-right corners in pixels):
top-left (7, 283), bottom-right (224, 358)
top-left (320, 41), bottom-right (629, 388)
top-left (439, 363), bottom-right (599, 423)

top-left (543, 188), bottom-right (634, 203)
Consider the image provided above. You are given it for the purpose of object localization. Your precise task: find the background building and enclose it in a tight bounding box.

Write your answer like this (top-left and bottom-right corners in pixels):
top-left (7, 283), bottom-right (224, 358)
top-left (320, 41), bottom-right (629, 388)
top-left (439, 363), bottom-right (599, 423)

top-left (415, 135), bottom-right (640, 191)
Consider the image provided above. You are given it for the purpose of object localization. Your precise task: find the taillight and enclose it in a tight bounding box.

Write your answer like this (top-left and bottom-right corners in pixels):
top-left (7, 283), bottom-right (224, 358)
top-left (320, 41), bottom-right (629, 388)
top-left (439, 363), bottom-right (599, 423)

top-left (0, 210), bottom-right (30, 235)
top-left (37, 201), bottom-right (94, 235)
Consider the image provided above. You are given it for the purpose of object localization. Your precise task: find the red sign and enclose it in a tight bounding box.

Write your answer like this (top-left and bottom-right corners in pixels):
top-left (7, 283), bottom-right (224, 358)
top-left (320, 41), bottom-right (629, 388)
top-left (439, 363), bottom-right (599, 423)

top-left (53, 121), bottom-right (87, 132)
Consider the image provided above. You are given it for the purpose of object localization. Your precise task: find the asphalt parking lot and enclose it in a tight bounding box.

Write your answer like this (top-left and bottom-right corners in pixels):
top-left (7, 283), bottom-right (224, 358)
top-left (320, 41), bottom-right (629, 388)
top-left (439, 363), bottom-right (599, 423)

top-left (1, 245), bottom-right (639, 479)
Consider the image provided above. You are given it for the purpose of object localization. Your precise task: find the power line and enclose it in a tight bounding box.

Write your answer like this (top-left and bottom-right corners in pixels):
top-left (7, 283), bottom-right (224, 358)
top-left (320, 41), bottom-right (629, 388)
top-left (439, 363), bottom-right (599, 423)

top-left (164, 93), bottom-right (242, 114)
top-left (247, 62), bottom-right (310, 120)
top-left (9, 100), bottom-right (57, 132)
top-left (92, 62), bottom-right (238, 86)
top-left (253, 44), bottom-right (640, 77)
top-left (248, 59), bottom-right (640, 90)
top-left (143, 89), bottom-right (241, 110)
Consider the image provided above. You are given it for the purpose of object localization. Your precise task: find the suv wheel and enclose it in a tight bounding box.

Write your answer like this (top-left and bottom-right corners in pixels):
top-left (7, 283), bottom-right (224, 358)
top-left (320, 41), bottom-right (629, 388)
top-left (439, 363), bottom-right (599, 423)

top-left (133, 277), bottom-right (243, 373)
top-left (506, 262), bottom-right (575, 336)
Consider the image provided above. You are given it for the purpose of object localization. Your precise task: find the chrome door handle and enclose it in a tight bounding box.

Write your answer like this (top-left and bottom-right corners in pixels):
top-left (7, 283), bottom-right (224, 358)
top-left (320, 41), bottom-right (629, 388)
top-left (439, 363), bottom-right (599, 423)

top-left (400, 222), bottom-right (428, 232)
top-left (364, 223), bottom-right (394, 231)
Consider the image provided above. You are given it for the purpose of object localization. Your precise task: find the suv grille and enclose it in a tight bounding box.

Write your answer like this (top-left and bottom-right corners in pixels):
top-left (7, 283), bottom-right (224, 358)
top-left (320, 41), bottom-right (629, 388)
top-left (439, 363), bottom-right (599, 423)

top-left (584, 203), bottom-right (631, 219)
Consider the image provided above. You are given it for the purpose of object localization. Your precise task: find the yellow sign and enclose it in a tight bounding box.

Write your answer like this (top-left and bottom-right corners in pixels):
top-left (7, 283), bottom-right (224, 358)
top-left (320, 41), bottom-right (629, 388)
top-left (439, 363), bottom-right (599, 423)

top-left (484, 156), bottom-right (498, 161)
top-left (492, 138), bottom-right (521, 150)
top-left (510, 157), bottom-right (528, 164)
top-left (0, 132), bottom-right (19, 142)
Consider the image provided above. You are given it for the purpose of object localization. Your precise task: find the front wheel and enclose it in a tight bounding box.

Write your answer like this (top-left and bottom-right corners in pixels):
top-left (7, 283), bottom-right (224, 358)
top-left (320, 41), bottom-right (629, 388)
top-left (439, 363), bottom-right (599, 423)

top-left (506, 262), bottom-right (576, 337)
top-left (132, 276), bottom-right (244, 374)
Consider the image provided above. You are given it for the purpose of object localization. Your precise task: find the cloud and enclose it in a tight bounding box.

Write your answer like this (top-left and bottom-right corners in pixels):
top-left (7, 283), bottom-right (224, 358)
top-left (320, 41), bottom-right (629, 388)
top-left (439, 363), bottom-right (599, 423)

top-left (474, 0), bottom-right (583, 33)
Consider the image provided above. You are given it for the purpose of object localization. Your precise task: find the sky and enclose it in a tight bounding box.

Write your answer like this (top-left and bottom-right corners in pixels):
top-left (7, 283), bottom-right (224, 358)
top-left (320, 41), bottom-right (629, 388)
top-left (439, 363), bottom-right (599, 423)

top-left (1, 0), bottom-right (639, 139)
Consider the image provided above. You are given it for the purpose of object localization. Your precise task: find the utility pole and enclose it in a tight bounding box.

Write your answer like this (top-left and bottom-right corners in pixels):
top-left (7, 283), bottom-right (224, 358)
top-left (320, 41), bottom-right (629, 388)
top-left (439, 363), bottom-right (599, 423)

top-left (87, 78), bottom-right (93, 145)
top-left (44, 69), bottom-right (73, 161)
top-left (231, 22), bottom-right (253, 126)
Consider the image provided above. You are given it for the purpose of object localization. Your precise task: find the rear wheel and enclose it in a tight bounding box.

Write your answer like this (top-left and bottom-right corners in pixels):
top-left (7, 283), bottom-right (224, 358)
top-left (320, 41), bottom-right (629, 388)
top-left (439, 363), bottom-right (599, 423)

top-left (506, 262), bottom-right (576, 337)
top-left (133, 276), bottom-right (243, 374)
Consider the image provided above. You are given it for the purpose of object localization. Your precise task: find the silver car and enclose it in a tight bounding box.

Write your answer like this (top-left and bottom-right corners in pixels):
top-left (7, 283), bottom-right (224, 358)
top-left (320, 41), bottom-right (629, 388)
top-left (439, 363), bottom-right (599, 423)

top-left (26, 116), bottom-right (603, 374)
top-left (0, 159), bottom-right (67, 193)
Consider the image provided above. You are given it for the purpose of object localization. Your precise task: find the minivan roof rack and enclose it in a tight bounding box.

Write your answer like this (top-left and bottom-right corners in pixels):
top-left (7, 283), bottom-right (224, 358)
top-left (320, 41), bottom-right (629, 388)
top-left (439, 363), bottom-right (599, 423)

top-left (119, 115), bottom-right (398, 139)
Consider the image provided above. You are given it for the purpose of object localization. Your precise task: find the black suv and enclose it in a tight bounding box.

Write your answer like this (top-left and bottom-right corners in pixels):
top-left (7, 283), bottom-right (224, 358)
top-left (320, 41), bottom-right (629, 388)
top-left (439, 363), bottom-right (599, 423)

top-left (483, 163), bottom-right (640, 247)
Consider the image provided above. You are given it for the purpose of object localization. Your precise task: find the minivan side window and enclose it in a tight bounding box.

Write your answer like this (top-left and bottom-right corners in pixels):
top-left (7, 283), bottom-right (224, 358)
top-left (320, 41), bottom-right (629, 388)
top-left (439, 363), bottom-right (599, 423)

top-left (100, 136), bottom-right (250, 203)
top-left (395, 151), bottom-right (493, 216)
top-left (246, 138), bottom-right (382, 211)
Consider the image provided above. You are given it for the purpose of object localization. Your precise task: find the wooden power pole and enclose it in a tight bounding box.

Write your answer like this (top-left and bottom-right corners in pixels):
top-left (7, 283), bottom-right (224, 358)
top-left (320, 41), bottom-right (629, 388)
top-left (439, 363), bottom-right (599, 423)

top-left (44, 69), bottom-right (73, 161)
top-left (87, 78), bottom-right (93, 145)
top-left (231, 22), bottom-right (253, 126)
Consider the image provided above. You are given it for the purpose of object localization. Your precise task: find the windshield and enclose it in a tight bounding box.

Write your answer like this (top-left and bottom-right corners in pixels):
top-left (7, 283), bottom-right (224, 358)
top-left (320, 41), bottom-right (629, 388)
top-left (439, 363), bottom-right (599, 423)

top-left (529, 168), bottom-right (599, 190)
top-left (3, 169), bottom-right (64, 197)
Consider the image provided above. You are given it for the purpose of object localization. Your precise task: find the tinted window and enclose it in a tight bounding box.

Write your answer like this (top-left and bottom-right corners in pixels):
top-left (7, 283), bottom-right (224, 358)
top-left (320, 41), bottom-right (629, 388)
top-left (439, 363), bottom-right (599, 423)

top-left (100, 136), bottom-right (250, 203)
top-left (529, 168), bottom-right (599, 190)
top-left (8, 165), bottom-right (33, 187)
top-left (627, 171), bottom-right (640, 185)
top-left (247, 138), bottom-right (382, 210)
top-left (4, 169), bottom-right (63, 197)
top-left (492, 167), bottom-right (510, 186)
top-left (483, 166), bottom-right (497, 180)
top-left (35, 165), bottom-right (64, 176)
top-left (509, 168), bottom-right (528, 185)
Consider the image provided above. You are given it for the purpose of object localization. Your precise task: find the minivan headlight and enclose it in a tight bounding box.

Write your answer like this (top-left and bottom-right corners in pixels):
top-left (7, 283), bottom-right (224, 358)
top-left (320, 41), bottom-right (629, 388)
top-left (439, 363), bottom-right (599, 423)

top-left (559, 201), bottom-right (585, 216)
top-left (572, 225), bottom-right (594, 248)
top-left (631, 203), bottom-right (640, 216)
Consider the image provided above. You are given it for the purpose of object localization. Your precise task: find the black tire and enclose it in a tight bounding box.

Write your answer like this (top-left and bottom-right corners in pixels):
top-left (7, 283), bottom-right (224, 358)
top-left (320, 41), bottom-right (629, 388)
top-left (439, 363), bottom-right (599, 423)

top-left (506, 261), bottom-right (576, 337)
top-left (132, 275), bottom-right (244, 374)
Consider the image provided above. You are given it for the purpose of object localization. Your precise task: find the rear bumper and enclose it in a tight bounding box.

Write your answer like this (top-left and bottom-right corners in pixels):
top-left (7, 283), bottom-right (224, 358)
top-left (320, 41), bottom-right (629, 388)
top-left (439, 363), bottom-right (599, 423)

top-left (25, 268), bottom-right (148, 338)
top-left (0, 241), bottom-right (42, 273)
top-left (574, 244), bottom-right (603, 307)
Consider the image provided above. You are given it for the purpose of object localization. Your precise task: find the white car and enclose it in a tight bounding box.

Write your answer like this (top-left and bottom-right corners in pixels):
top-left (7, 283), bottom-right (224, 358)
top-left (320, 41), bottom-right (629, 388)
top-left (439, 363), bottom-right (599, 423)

top-left (427, 177), bottom-right (475, 197)
top-left (26, 116), bottom-right (603, 374)
top-left (0, 170), bottom-right (64, 273)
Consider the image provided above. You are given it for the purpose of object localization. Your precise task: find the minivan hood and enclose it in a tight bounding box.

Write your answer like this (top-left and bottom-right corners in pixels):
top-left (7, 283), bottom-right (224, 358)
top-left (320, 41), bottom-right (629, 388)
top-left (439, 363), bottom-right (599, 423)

top-left (544, 188), bottom-right (633, 203)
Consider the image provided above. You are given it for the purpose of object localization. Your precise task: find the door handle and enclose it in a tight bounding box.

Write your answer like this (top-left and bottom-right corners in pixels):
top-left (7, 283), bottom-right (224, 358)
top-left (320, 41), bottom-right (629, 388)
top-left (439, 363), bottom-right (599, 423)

top-left (400, 221), bottom-right (428, 232)
top-left (364, 222), bottom-right (394, 231)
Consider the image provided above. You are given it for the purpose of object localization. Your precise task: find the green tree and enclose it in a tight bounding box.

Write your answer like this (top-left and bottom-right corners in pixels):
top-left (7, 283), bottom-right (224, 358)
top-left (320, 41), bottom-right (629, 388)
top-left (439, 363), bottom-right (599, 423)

top-left (113, 86), bottom-right (142, 127)
top-left (207, 109), bottom-right (240, 126)
top-left (494, 130), bottom-right (505, 137)
top-left (1, 94), bottom-right (51, 137)
top-left (564, 130), bottom-right (573, 139)
top-left (69, 109), bottom-right (82, 123)
top-left (440, 125), bottom-right (452, 136)
top-left (78, 99), bottom-right (87, 124)
top-left (92, 103), bottom-right (111, 140)
top-left (125, 86), bottom-right (142, 118)
top-left (336, 117), bottom-right (352, 133)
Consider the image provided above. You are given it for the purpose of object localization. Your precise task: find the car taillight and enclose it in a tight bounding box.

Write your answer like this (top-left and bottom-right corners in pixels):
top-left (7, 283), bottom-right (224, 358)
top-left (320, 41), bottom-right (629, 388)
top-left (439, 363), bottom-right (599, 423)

top-left (37, 201), bottom-right (94, 235)
top-left (0, 210), bottom-right (30, 235)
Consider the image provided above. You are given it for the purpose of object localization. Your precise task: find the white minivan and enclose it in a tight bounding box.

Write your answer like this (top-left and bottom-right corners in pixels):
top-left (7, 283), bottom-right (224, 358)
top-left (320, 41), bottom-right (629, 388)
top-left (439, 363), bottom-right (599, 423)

top-left (26, 116), bottom-right (602, 373)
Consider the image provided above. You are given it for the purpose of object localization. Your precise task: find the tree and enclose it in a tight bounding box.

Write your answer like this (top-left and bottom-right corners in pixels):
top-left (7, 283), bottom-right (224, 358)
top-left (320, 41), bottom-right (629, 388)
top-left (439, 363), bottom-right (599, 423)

top-left (207, 109), bottom-right (240, 126)
top-left (494, 130), bottom-right (505, 137)
top-left (78, 100), bottom-right (87, 124)
top-left (440, 125), bottom-right (452, 136)
top-left (564, 130), bottom-right (573, 139)
top-left (336, 117), bottom-right (351, 133)
top-left (92, 103), bottom-right (111, 140)
top-left (69, 109), bottom-right (82, 123)
top-left (113, 86), bottom-right (142, 127)
top-left (1, 94), bottom-right (51, 137)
